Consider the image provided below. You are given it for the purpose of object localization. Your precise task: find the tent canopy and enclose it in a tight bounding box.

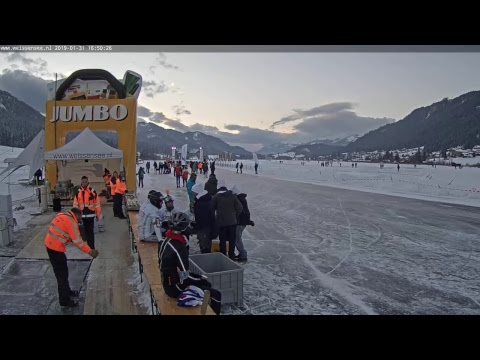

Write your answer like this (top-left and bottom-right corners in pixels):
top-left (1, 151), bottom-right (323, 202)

top-left (0, 130), bottom-right (45, 180)
top-left (44, 127), bottom-right (123, 160)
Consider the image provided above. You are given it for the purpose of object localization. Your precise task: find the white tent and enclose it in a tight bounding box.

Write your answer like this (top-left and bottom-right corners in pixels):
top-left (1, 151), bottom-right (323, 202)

top-left (0, 129), bottom-right (45, 181)
top-left (44, 127), bottom-right (123, 189)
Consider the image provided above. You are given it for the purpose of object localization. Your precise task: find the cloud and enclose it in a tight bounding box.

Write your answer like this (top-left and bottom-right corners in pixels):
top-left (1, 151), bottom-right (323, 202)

top-left (143, 80), bottom-right (169, 98)
top-left (0, 69), bottom-right (48, 112)
top-left (154, 53), bottom-right (179, 70)
top-left (163, 118), bottom-right (190, 132)
top-left (269, 102), bottom-right (355, 129)
top-left (0, 64), bottom-right (392, 151)
top-left (137, 105), bottom-right (171, 125)
top-left (148, 53), bottom-right (180, 76)
top-left (190, 123), bottom-right (221, 134)
top-left (293, 112), bottom-right (393, 139)
top-left (172, 102), bottom-right (191, 116)
top-left (137, 105), bottom-right (153, 118)
top-left (150, 112), bottom-right (169, 124)
top-left (220, 124), bottom-right (287, 145)
top-left (269, 102), bottom-right (394, 140)
top-left (137, 102), bottom-right (393, 153)
top-left (3, 52), bottom-right (51, 78)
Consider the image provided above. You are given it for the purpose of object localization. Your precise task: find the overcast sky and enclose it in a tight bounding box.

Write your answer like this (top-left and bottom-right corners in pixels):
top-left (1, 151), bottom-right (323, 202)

top-left (1, 50), bottom-right (480, 151)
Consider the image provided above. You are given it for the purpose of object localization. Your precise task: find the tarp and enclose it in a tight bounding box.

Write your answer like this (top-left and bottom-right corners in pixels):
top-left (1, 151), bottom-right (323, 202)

top-left (44, 127), bottom-right (123, 160)
top-left (0, 130), bottom-right (45, 180)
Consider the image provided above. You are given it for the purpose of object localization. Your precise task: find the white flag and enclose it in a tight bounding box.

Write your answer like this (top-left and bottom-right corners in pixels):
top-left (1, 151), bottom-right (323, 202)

top-left (181, 144), bottom-right (188, 166)
top-left (253, 152), bottom-right (259, 165)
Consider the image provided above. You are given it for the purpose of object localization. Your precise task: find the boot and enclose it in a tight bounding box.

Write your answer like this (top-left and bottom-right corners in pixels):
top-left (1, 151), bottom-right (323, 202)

top-left (60, 299), bottom-right (79, 307)
top-left (69, 289), bottom-right (80, 297)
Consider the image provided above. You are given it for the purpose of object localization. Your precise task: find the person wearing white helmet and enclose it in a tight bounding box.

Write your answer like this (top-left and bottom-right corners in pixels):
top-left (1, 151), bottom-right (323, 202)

top-left (138, 190), bottom-right (163, 242)
top-left (158, 211), bottom-right (222, 315)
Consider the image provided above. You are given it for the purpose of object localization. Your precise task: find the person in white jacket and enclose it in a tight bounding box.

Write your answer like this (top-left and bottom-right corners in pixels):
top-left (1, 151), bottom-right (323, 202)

top-left (158, 194), bottom-right (184, 239)
top-left (138, 190), bottom-right (164, 242)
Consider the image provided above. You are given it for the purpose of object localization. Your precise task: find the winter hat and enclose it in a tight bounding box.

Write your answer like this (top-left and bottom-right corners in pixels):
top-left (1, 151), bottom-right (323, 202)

top-left (217, 179), bottom-right (226, 189)
top-left (177, 285), bottom-right (204, 307)
top-left (231, 184), bottom-right (241, 195)
top-left (192, 183), bottom-right (208, 199)
top-left (191, 183), bottom-right (204, 194)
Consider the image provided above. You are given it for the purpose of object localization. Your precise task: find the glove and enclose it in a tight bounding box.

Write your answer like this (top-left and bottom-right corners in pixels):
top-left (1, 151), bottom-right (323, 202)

top-left (249, 220), bottom-right (255, 226)
top-left (177, 267), bottom-right (190, 283)
top-left (161, 221), bottom-right (169, 230)
top-left (89, 249), bottom-right (99, 258)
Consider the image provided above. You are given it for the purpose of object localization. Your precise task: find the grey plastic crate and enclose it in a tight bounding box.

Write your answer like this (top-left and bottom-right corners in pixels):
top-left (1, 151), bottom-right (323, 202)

top-left (189, 253), bottom-right (244, 306)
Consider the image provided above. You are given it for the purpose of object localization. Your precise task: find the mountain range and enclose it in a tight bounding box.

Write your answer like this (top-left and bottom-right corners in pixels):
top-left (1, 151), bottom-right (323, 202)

top-left (0, 90), bottom-right (44, 148)
top-left (1, 88), bottom-right (479, 158)
top-left (345, 91), bottom-right (480, 153)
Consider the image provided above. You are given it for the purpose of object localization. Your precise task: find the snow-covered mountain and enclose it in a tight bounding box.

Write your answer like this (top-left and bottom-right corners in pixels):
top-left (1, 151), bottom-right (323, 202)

top-left (257, 135), bottom-right (361, 155)
top-left (306, 134), bottom-right (361, 147)
top-left (256, 142), bottom-right (301, 155)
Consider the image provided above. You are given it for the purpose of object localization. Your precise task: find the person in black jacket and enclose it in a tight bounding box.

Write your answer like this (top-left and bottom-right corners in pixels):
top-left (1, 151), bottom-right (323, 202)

top-left (211, 180), bottom-right (243, 259)
top-left (191, 183), bottom-right (217, 253)
top-left (231, 184), bottom-right (254, 261)
top-left (204, 173), bottom-right (218, 196)
top-left (158, 212), bottom-right (222, 315)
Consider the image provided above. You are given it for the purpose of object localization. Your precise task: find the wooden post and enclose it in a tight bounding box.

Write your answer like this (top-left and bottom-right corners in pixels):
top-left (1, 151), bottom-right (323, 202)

top-left (200, 290), bottom-right (211, 315)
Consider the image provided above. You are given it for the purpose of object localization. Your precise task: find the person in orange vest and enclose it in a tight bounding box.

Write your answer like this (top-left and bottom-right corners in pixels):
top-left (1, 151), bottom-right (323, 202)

top-left (109, 171), bottom-right (118, 206)
top-left (114, 171), bottom-right (127, 219)
top-left (103, 168), bottom-right (112, 199)
top-left (73, 176), bottom-right (101, 249)
top-left (44, 207), bottom-right (99, 307)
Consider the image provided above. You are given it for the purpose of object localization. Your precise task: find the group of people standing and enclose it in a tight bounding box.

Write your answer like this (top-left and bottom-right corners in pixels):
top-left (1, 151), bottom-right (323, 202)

top-left (187, 172), bottom-right (254, 262)
top-left (103, 169), bottom-right (128, 219)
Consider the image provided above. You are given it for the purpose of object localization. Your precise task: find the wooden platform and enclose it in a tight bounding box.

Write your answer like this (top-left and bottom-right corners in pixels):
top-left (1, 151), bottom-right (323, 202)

top-left (15, 212), bottom-right (91, 260)
top-left (128, 211), bottom-right (216, 315)
top-left (150, 285), bottom-right (215, 315)
top-left (83, 209), bottom-right (148, 315)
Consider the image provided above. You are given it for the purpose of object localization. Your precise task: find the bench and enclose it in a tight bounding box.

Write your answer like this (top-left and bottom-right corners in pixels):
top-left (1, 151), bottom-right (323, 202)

top-left (128, 211), bottom-right (216, 315)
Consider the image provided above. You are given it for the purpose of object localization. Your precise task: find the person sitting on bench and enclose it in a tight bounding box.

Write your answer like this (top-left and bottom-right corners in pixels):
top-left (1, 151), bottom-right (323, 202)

top-left (158, 211), bottom-right (222, 315)
top-left (138, 191), bottom-right (164, 242)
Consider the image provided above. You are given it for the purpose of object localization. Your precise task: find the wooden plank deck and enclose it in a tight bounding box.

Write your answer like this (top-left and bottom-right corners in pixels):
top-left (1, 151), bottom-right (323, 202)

top-left (16, 212), bottom-right (91, 261)
top-left (83, 210), bottom-right (148, 315)
top-left (128, 211), bottom-right (216, 315)
top-left (150, 285), bottom-right (216, 315)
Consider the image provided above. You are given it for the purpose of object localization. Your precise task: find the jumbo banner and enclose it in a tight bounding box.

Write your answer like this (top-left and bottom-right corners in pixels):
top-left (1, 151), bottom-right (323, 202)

top-left (45, 97), bottom-right (137, 192)
top-left (47, 70), bottom-right (142, 100)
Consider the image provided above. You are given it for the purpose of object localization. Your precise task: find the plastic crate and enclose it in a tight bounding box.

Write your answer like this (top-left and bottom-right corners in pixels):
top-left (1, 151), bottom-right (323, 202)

top-left (211, 239), bottom-right (229, 253)
top-left (189, 253), bottom-right (244, 306)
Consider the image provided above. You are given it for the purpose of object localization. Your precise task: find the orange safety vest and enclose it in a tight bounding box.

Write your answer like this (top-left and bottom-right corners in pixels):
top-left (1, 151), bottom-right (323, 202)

top-left (103, 174), bottom-right (111, 184)
top-left (109, 178), bottom-right (117, 196)
top-left (73, 184), bottom-right (101, 219)
top-left (44, 211), bottom-right (91, 253)
top-left (115, 180), bottom-right (126, 195)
